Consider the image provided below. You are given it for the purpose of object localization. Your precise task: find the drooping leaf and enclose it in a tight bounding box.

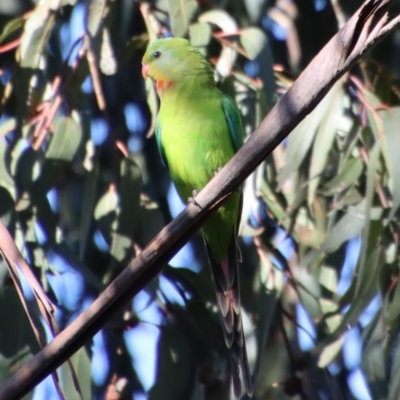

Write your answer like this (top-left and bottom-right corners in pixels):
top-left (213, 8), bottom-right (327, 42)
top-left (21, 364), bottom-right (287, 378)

top-left (317, 336), bottom-right (344, 368)
top-left (308, 81), bottom-right (344, 204)
top-left (388, 332), bottom-right (400, 400)
top-left (361, 310), bottom-right (388, 399)
top-left (199, 10), bottom-right (238, 77)
top-left (86, 0), bottom-right (107, 38)
top-left (46, 116), bottom-right (83, 162)
top-left (320, 200), bottom-right (366, 254)
top-left (19, 0), bottom-right (58, 68)
top-left (0, 17), bottom-right (24, 44)
top-left (240, 27), bottom-right (267, 60)
top-left (59, 347), bottom-right (92, 400)
top-left (100, 28), bottom-right (117, 76)
top-left (321, 157), bottom-right (363, 196)
top-left (188, 22), bottom-right (211, 48)
top-left (240, 27), bottom-right (275, 111)
top-left (149, 326), bottom-right (194, 400)
top-left (278, 80), bottom-right (343, 187)
top-left (167, 0), bottom-right (198, 38)
top-left (107, 158), bottom-right (142, 270)
top-left (94, 187), bottom-right (118, 245)
top-left (381, 107), bottom-right (400, 220)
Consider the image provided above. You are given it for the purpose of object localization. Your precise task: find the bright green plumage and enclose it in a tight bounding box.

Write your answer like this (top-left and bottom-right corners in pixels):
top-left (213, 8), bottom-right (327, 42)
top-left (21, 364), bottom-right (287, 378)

top-left (142, 38), bottom-right (252, 397)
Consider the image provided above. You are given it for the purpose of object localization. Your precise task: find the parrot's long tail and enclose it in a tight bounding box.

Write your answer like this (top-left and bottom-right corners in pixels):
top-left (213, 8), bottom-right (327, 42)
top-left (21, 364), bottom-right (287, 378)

top-left (205, 236), bottom-right (253, 398)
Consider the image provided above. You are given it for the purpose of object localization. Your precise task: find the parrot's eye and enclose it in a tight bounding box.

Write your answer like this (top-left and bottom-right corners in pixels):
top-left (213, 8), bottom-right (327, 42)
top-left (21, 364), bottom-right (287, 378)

top-left (153, 51), bottom-right (161, 59)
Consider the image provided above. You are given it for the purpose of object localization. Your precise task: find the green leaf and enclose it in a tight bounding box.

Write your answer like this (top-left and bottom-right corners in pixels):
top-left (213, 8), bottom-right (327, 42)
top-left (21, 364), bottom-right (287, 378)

top-left (136, 197), bottom-right (165, 247)
top-left (317, 336), bottom-right (344, 368)
top-left (19, 1), bottom-right (58, 68)
top-left (149, 326), bottom-right (194, 400)
top-left (0, 135), bottom-right (15, 192)
top-left (0, 286), bottom-right (39, 383)
top-left (240, 27), bottom-right (267, 60)
top-left (167, 0), bottom-right (198, 38)
top-left (0, 17), bottom-right (24, 44)
top-left (389, 335), bottom-right (400, 400)
top-left (317, 247), bottom-right (384, 352)
top-left (11, 140), bottom-right (39, 191)
top-left (308, 81), bottom-right (344, 204)
top-left (188, 22), bottom-right (211, 48)
top-left (278, 80), bottom-right (342, 187)
top-left (100, 28), bottom-right (117, 76)
top-left (0, 187), bottom-right (14, 225)
top-left (59, 347), bottom-right (92, 400)
top-left (163, 266), bottom-right (215, 303)
top-left (107, 158), bottom-right (142, 268)
top-left (47, 116), bottom-right (83, 162)
top-left (355, 143), bottom-right (381, 296)
top-left (350, 242), bottom-right (384, 321)
top-left (0, 348), bottom-right (34, 400)
top-left (94, 189), bottom-right (118, 222)
top-left (240, 27), bottom-right (275, 111)
top-left (93, 188), bottom-right (118, 250)
top-left (119, 158), bottom-right (142, 238)
top-left (86, 0), bottom-right (107, 38)
top-left (381, 107), bottom-right (400, 220)
top-left (79, 161), bottom-right (99, 260)
top-left (320, 200), bottom-right (366, 253)
top-left (321, 157), bottom-right (363, 196)
top-left (387, 278), bottom-right (400, 324)
top-left (319, 266), bottom-right (338, 293)
top-left (198, 10), bottom-right (237, 33)
top-left (362, 311), bottom-right (388, 399)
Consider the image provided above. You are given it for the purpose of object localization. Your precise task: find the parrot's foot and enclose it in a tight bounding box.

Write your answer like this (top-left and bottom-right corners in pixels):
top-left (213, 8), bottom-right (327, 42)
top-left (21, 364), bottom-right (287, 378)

top-left (189, 190), bottom-right (202, 209)
top-left (213, 167), bottom-right (222, 176)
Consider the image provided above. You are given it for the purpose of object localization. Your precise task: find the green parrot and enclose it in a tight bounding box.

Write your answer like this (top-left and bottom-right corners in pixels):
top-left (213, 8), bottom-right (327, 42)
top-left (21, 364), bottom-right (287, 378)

top-left (142, 38), bottom-right (252, 397)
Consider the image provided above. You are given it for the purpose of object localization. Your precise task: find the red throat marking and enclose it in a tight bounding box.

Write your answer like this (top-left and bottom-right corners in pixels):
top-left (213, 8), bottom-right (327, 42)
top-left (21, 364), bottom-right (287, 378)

top-left (156, 80), bottom-right (174, 93)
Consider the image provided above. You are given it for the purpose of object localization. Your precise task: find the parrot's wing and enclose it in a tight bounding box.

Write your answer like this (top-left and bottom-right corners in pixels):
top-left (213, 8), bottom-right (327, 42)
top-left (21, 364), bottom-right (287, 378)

top-left (221, 94), bottom-right (244, 153)
top-left (222, 94), bottom-right (244, 236)
top-left (155, 117), bottom-right (169, 170)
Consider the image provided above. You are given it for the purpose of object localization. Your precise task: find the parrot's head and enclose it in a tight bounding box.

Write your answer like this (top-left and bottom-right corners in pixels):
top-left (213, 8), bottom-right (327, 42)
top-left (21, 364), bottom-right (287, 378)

top-left (142, 38), bottom-right (215, 94)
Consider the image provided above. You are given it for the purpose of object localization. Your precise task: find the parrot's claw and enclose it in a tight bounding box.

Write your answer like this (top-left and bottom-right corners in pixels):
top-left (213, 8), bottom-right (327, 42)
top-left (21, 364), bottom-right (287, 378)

top-left (214, 167), bottom-right (222, 176)
top-left (189, 190), bottom-right (202, 209)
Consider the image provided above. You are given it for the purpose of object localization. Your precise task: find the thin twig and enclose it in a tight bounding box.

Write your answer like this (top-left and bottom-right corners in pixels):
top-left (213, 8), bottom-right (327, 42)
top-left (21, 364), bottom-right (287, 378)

top-left (85, 34), bottom-right (107, 112)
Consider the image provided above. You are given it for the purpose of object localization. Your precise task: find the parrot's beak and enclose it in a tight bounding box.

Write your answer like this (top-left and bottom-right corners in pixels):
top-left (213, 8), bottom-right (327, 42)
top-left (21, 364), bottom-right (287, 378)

top-left (141, 63), bottom-right (149, 79)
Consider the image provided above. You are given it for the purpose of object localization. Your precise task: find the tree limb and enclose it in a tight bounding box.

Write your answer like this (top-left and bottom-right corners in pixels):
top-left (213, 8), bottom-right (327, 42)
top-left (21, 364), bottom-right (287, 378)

top-left (0, 0), bottom-right (399, 398)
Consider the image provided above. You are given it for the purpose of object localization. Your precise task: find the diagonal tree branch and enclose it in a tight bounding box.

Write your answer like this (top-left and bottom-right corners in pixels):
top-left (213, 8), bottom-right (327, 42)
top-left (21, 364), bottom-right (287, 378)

top-left (0, 0), bottom-right (399, 399)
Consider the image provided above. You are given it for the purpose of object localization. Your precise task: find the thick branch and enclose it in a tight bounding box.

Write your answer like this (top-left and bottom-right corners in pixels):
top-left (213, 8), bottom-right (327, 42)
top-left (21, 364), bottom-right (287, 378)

top-left (1, 0), bottom-right (399, 399)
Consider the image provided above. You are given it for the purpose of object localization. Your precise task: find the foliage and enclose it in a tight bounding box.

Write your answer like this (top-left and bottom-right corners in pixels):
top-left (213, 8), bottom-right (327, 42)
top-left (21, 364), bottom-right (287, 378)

top-left (0, 0), bottom-right (400, 399)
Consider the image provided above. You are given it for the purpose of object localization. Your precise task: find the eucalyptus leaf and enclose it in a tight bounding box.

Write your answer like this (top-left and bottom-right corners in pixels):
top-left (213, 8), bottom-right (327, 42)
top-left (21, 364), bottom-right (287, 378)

top-left (167, 0), bottom-right (198, 38)
top-left (278, 80), bottom-right (342, 187)
top-left (308, 80), bottom-right (344, 204)
top-left (381, 107), bottom-right (400, 220)
top-left (361, 311), bottom-right (388, 399)
top-left (317, 336), bottom-right (344, 368)
top-left (59, 347), bottom-right (92, 400)
top-left (240, 27), bottom-right (267, 60)
top-left (47, 116), bottom-right (83, 162)
top-left (388, 332), bottom-right (400, 400)
top-left (0, 17), bottom-right (24, 44)
top-left (321, 157), bottom-right (363, 196)
top-left (149, 326), bottom-right (194, 400)
top-left (188, 22), bottom-right (211, 48)
top-left (320, 200), bottom-right (366, 254)
top-left (86, 0), bottom-right (107, 38)
top-left (19, 1), bottom-right (57, 68)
